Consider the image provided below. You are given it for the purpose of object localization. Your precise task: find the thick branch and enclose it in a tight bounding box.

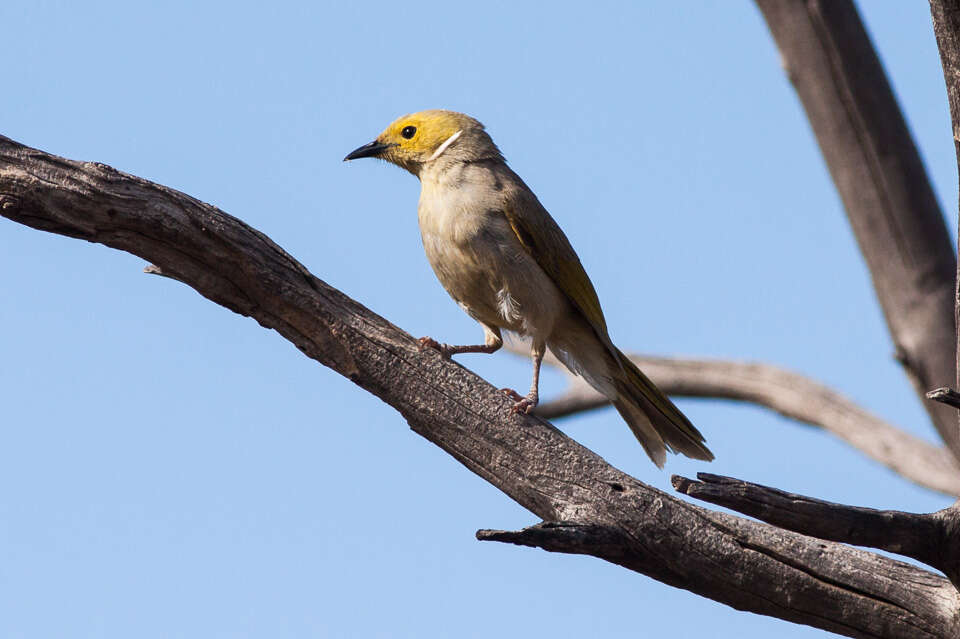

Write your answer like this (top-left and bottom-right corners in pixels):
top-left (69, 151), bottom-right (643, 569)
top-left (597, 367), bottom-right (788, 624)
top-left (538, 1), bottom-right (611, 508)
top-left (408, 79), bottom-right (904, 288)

top-left (756, 0), bottom-right (959, 458)
top-left (931, 0), bottom-right (960, 430)
top-left (526, 350), bottom-right (960, 497)
top-left (2, 137), bottom-right (957, 637)
top-left (674, 473), bottom-right (960, 589)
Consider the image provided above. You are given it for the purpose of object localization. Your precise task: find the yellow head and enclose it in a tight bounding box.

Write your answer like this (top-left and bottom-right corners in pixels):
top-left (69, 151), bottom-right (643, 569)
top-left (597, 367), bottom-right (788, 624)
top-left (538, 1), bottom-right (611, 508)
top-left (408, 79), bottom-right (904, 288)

top-left (344, 110), bottom-right (502, 175)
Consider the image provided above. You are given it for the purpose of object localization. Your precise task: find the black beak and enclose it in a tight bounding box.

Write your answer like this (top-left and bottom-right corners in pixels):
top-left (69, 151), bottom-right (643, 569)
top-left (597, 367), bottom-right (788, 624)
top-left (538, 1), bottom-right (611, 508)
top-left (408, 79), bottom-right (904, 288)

top-left (343, 141), bottom-right (394, 161)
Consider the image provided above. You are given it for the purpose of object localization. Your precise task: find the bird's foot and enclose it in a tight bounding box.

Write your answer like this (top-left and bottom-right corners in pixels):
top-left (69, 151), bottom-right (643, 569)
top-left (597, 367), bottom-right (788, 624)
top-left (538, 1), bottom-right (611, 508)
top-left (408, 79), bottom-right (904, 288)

top-left (418, 336), bottom-right (452, 358)
top-left (501, 388), bottom-right (537, 414)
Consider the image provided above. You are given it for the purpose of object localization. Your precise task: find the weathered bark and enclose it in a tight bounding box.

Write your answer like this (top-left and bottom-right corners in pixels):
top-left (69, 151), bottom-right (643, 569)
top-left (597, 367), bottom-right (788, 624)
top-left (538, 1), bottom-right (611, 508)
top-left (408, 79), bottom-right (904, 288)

top-left (2, 137), bottom-right (957, 637)
top-left (931, 0), bottom-right (960, 447)
top-left (674, 473), bottom-right (960, 589)
top-left (523, 350), bottom-right (960, 496)
top-left (929, 387), bottom-right (960, 410)
top-left (756, 0), bottom-right (959, 459)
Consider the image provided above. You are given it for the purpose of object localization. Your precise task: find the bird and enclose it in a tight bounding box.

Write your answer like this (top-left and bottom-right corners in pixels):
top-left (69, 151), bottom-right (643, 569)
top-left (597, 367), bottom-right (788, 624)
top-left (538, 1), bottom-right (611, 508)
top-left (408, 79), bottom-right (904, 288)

top-left (344, 110), bottom-right (712, 467)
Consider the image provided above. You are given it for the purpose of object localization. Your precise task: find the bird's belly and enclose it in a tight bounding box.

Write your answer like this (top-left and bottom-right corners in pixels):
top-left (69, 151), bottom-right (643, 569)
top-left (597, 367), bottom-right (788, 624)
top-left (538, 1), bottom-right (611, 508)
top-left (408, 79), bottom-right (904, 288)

top-left (421, 228), bottom-right (565, 338)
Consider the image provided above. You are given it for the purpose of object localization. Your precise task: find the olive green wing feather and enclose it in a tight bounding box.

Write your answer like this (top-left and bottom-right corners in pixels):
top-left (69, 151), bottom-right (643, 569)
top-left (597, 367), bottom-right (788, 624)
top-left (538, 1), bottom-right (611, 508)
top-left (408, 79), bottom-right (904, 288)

top-left (502, 187), bottom-right (615, 354)
top-left (502, 182), bottom-right (713, 464)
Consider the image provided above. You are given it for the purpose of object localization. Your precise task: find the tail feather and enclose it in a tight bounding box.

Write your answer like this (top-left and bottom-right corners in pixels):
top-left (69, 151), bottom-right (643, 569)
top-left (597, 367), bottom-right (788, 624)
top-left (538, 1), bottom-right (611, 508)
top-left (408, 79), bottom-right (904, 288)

top-left (546, 321), bottom-right (712, 466)
top-left (612, 347), bottom-right (713, 467)
top-left (612, 398), bottom-right (668, 468)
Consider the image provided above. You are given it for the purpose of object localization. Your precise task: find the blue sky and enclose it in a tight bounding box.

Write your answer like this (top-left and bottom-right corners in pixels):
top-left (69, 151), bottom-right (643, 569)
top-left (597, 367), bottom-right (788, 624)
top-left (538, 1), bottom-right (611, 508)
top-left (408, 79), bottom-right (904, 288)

top-left (1, 2), bottom-right (956, 637)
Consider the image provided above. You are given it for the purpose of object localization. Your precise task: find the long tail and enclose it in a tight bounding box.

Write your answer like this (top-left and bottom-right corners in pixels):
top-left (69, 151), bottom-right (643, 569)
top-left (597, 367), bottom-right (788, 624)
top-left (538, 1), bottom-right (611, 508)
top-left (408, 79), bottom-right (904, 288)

top-left (611, 347), bottom-right (713, 468)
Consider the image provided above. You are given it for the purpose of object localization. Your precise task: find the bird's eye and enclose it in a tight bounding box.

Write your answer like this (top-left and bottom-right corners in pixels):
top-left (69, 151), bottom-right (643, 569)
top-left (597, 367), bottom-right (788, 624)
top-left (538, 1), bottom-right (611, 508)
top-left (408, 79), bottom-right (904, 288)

top-left (401, 126), bottom-right (417, 139)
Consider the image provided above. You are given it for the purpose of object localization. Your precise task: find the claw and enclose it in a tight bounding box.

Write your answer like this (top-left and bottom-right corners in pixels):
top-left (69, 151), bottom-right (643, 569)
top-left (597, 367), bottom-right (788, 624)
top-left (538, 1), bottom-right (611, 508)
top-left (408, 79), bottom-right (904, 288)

top-left (501, 388), bottom-right (537, 414)
top-left (418, 336), bottom-right (451, 358)
top-left (512, 397), bottom-right (536, 414)
top-left (500, 387), bottom-right (525, 402)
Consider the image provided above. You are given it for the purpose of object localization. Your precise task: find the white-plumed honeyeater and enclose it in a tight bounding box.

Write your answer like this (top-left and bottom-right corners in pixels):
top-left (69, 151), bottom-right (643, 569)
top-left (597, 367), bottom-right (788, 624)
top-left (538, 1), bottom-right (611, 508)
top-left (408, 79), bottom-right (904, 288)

top-left (345, 110), bottom-right (712, 467)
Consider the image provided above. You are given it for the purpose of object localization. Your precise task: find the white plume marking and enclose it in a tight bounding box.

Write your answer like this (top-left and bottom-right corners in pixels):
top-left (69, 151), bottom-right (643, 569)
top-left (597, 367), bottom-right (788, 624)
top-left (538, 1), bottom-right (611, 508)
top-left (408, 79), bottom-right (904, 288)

top-left (496, 288), bottom-right (521, 323)
top-left (427, 130), bottom-right (462, 161)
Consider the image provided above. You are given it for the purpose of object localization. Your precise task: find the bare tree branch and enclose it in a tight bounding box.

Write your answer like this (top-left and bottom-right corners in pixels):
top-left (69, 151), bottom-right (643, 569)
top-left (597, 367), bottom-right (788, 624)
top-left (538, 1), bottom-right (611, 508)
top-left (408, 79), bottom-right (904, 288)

top-left (928, 387), bottom-right (960, 410)
top-left (519, 347), bottom-right (960, 497)
top-left (930, 0), bottom-right (960, 449)
top-left (674, 472), bottom-right (960, 589)
top-left (2, 137), bottom-right (958, 637)
top-left (755, 0), bottom-right (959, 459)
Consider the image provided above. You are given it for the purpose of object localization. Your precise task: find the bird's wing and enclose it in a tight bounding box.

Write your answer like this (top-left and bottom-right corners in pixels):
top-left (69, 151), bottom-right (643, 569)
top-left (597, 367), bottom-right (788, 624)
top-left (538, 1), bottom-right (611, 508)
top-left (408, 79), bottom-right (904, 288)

top-left (502, 187), bottom-right (616, 355)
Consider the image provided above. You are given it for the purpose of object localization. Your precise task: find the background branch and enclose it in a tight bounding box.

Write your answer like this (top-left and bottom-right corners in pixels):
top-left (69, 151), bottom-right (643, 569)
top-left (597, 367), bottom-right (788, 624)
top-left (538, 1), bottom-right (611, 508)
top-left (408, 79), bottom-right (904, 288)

top-left (513, 343), bottom-right (960, 497)
top-left (2, 137), bottom-right (958, 637)
top-left (755, 0), bottom-right (959, 458)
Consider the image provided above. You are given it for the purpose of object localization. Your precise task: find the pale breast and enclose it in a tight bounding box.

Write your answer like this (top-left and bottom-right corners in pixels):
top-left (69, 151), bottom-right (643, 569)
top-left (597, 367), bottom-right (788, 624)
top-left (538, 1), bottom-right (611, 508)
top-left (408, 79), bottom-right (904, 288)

top-left (417, 168), bottom-right (566, 338)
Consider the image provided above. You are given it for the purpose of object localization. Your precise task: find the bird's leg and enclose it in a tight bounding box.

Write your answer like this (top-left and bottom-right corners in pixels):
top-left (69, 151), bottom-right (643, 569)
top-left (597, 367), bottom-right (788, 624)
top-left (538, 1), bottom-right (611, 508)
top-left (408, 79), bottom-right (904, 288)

top-left (418, 325), bottom-right (502, 359)
top-left (503, 340), bottom-right (545, 415)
